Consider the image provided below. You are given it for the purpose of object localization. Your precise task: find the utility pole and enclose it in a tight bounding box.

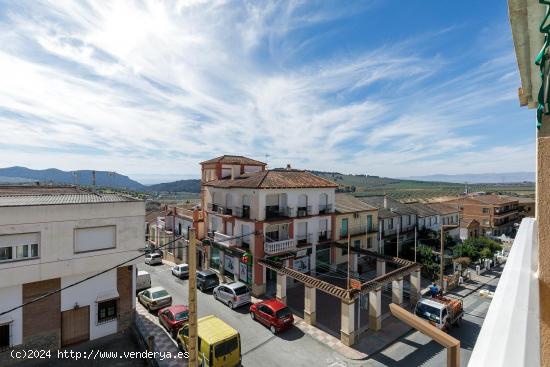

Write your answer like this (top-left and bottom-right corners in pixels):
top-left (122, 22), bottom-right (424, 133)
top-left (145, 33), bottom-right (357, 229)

top-left (188, 228), bottom-right (198, 367)
top-left (396, 219), bottom-right (400, 258)
top-left (440, 226), bottom-right (444, 290)
top-left (414, 225), bottom-right (417, 263)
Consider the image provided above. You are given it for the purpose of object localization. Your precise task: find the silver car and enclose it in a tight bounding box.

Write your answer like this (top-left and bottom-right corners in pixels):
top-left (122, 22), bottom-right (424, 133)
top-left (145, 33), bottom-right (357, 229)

top-left (145, 253), bottom-right (163, 265)
top-left (213, 282), bottom-right (251, 309)
top-left (138, 286), bottom-right (172, 311)
top-left (171, 264), bottom-right (189, 278)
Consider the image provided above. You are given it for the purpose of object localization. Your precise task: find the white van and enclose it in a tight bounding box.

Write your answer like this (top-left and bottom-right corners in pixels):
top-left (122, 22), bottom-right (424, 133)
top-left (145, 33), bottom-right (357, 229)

top-left (145, 252), bottom-right (163, 265)
top-left (136, 270), bottom-right (151, 292)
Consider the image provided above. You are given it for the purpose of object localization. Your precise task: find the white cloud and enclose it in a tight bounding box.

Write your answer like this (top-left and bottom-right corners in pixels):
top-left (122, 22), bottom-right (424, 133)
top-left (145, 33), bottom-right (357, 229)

top-left (0, 0), bottom-right (535, 180)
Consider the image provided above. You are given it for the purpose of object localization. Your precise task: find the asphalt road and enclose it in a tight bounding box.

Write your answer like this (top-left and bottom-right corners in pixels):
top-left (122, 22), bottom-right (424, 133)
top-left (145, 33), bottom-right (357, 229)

top-left (138, 261), bottom-right (354, 367)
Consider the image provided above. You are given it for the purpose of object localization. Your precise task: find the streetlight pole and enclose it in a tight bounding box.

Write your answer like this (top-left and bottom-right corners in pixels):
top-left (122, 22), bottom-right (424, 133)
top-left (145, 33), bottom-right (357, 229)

top-left (439, 224), bottom-right (458, 293)
top-left (188, 228), bottom-right (198, 367)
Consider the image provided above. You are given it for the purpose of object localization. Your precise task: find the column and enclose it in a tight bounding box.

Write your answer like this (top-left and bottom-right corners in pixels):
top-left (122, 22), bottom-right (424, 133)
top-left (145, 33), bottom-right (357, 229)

top-left (392, 277), bottom-right (403, 305)
top-left (376, 259), bottom-right (386, 277)
top-left (330, 246), bottom-right (338, 271)
top-left (276, 273), bottom-right (287, 304)
top-left (310, 243), bottom-right (317, 276)
top-left (410, 270), bottom-right (421, 305)
top-left (368, 288), bottom-right (381, 331)
top-left (304, 286), bottom-right (316, 325)
top-left (351, 253), bottom-right (358, 275)
top-left (340, 299), bottom-right (356, 346)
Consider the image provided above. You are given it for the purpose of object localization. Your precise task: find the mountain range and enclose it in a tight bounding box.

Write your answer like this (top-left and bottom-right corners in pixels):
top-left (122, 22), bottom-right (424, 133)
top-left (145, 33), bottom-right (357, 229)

top-left (402, 172), bottom-right (535, 184)
top-left (0, 166), bottom-right (535, 193)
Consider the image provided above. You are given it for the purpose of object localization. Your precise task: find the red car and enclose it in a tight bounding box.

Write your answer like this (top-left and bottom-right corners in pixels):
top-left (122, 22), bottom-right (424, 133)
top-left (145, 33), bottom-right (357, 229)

top-left (249, 299), bottom-right (294, 334)
top-left (158, 305), bottom-right (189, 337)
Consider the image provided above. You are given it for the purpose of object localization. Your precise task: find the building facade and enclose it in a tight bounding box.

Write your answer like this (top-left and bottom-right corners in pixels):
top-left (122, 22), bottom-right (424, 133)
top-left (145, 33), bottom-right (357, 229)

top-left (200, 156), bottom-right (338, 296)
top-left (445, 195), bottom-right (519, 237)
top-left (331, 193), bottom-right (378, 272)
top-left (0, 186), bottom-right (144, 363)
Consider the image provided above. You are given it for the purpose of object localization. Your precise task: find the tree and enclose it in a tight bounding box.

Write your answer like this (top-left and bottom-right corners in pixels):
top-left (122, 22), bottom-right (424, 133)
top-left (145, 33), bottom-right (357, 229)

top-left (418, 244), bottom-right (439, 280)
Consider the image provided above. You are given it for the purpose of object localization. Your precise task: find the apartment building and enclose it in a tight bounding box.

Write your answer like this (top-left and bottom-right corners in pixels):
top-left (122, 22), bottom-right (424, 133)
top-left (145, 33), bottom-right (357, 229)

top-left (331, 193), bottom-right (378, 271)
top-left (200, 155), bottom-right (337, 296)
top-left (405, 202), bottom-right (440, 232)
top-left (0, 186), bottom-right (145, 363)
top-left (148, 205), bottom-right (205, 266)
top-left (356, 196), bottom-right (416, 256)
top-left (445, 195), bottom-right (519, 237)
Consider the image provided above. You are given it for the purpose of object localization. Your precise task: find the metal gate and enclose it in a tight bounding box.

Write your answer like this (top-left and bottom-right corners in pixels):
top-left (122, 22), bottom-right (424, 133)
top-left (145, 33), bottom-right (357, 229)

top-left (61, 306), bottom-right (90, 347)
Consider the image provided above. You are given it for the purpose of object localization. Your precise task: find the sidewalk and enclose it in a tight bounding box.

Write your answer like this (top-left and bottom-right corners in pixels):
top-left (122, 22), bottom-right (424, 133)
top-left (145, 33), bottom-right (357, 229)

top-left (135, 302), bottom-right (187, 367)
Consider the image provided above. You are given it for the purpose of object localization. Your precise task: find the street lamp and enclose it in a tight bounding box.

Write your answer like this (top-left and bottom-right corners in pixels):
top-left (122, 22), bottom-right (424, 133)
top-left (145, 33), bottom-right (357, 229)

top-left (440, 224), bottom-right (458, 292)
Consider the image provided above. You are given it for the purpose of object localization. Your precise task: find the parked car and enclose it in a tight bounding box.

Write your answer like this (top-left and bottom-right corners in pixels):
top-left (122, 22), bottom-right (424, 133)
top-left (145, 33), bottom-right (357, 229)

top-left (158, 305), bottom-right (189, 337)
top-left (138, 286), bottom-right (172, 311)
top-left (196, 270), bottom-right (219, 292)
top-left (144, 252), bottom-right (163, 265)
top-left (213, 281), bottom-right (251, 309)
top-left (171, 264), bottom-right (189, 279)
top-left (249, 299), bottom-right (294, 334)
top-left (177, 315), bottom-right (241, 367)
top-left (136, 270), bottom-right (151, 292)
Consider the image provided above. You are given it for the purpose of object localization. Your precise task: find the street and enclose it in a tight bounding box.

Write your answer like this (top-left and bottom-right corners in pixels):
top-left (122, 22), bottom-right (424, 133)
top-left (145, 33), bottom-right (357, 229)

top-left (139, 261), bottom-right (500, 367)
top-left (139, 262), bottom-right (355, 367)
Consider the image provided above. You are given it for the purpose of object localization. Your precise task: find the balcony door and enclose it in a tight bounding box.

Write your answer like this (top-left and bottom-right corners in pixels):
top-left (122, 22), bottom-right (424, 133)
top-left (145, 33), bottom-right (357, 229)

top-left (297, 222), bottom-right (307, 244)
top-left (341, 218), bottom-right (348, 238)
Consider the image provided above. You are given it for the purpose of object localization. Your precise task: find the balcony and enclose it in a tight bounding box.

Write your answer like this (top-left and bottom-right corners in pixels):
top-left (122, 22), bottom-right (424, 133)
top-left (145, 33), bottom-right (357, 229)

top-left (213, 232), bottom-right (237, 247)
top-left (234, 206), bottom-right (250, 219)
top-left (296, 233), bottom-right (312, 246)
top-left (264, 238), bottom-right (296, 255)
top-left (265, 206), bottom-right (292, 220)
top-left (296, 206), bottom-right (312, 217)
top-left (468, 218), bottom-right (539, 367)
top-left (318, 230), bottom-right (332, 243)
top-left (318, 204), bottom-right (333, 214)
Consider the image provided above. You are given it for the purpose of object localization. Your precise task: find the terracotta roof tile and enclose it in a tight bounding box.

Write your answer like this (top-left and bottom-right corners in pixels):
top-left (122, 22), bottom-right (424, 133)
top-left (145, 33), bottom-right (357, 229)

top-left (200, 155), bottom-right (266, 166)
top-left (203, 169), bottom-right (337, 189)
top-left (335, 194), bottom-right (377, 213)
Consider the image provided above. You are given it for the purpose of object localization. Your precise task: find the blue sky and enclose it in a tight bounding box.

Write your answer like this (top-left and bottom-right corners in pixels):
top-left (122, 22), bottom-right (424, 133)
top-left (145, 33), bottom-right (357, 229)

top-left (0, 0), bottom-right (535, 183)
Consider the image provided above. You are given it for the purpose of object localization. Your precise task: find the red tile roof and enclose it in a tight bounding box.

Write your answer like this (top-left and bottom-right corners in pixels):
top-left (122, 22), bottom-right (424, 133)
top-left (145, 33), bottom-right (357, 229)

top-left (200, 155), bottom-right (266, 166)
top-left (203, 169), bottom-right (338, 189)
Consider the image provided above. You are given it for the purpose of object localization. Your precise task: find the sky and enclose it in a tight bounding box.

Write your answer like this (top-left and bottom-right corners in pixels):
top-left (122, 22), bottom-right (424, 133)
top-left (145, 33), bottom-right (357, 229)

top-left (0, 0), bottom-right (536, 183)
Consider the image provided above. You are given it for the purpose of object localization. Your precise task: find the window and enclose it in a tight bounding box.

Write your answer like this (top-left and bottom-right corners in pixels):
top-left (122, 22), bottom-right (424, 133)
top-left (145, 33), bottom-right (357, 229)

top-left (367, 215), bottom-right (373, 232)
top-left (353, 212), bottom-right (360, 219)
top-left (482, 208), bottom-right (490, 214)
top-left (214, 336), bottom-right (239, 357)
top-left (340, 218), bottom-right (348, 238)
top-left (354, 239), bottom-right (361, 252)
top-left (367, 237), bottom-right (373, 248)
top-left (0, 247), bottom-right (12, 261)
top-left (389, 218), bottom-right (394, 230)
top-left (0, 324), bottom-right (9, 351)
top-left (98, 299), bottom-right (117, 324)
top-left (75, 226), bottom-right (116, 253)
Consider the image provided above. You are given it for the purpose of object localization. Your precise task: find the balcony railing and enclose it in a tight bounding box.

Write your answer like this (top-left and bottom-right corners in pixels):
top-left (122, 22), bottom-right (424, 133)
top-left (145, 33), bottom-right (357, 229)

top-left (296, 233), bottom-right (312, 246)
top-left (318, 230), bottom-right (332, 242)
top-left (264, 238), bottom-right (296, 255)
top-left (296, 206), bottom-right (312, 217)
top-left (213, 232), bottom-right (237, 247)
top-left (265, 206), bottom-right (292, 219)
top-left (468, 218), bottom-right (539, 367)
top-left (318, 204), bottom-right (333, 214)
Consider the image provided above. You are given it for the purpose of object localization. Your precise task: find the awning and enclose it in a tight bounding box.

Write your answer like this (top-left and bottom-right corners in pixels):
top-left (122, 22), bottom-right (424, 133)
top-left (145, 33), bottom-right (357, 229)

top-left (95, 290), bottom-right (119, 303)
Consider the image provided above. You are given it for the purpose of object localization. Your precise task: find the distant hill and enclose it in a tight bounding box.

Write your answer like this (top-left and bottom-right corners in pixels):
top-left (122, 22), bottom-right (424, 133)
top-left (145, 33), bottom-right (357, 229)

top-left (0, 166), bottom-right (146, 191)
top-left (402, 172), bottom-right (535, 184)
top-left (147, 179), bottom-right (201, 193)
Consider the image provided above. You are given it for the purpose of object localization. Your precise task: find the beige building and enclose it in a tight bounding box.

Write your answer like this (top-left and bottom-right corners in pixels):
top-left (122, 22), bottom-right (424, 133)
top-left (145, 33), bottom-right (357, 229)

top-left (331, 193), bottom-right (378, 271)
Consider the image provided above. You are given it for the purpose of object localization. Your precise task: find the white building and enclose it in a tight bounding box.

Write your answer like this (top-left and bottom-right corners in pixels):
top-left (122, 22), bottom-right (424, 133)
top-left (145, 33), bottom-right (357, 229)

top-left (0, 186), bottom-right (144, 361)
top-left (200, 156), bottom-right (337, 296)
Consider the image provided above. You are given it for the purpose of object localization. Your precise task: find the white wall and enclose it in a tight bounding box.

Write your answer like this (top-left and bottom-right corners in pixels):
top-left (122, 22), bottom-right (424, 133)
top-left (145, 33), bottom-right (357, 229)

top-left (60, 269), bottom-right (118, 340)
top-left (0, 201), bottom-right (145, 289)
top-left (258, 188), bottom-right (335, 221)
top-left (0, 285), bottom-right (22, 347)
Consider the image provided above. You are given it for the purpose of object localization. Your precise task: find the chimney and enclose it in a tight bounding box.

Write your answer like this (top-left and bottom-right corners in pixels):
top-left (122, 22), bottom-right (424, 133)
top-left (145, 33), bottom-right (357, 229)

top-left (384, 195), bottom-right (388, 209)
top-left (92, 170), bottom-right (96, 192)
top-left (286, 164), bottom-right (291, 170)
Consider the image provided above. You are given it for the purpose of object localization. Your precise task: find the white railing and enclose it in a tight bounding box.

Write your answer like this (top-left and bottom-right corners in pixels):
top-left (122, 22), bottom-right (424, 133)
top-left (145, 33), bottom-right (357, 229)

top-left (468, 218), bottom-right (539, 367)
top-left (264, 239), bottom-right (296, 254)
top-left (213, 232), bottom-right (237, 247)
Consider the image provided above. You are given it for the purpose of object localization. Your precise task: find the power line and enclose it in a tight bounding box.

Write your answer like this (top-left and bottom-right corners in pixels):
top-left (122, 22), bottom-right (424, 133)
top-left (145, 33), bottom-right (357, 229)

top-left (0, 231), bottom-right (257, 317)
